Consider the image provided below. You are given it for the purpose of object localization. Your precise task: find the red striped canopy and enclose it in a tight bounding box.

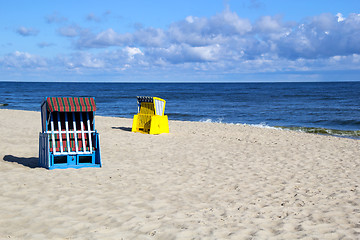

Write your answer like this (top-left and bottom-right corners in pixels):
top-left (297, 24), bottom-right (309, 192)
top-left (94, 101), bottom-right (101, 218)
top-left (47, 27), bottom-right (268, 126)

top-left (46, 97), bottom-right (96, 112)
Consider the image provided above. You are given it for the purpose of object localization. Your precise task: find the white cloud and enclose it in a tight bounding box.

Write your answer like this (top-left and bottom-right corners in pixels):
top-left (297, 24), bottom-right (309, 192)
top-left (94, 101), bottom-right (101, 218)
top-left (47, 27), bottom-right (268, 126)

top-left (76, 28), bottom-right (133, 48)
top-left (16, 27), bottom-right (39, 36)
top-left (185, 44), bottom-right (221, 62)
top-left (86, 13), bottom-right (101, 22)
top-left (276, 13), bottom-right (360, 59)
top-left (185, 16), bottom-right (194, 24)
top-left (57, 25), bottom-right (82, 37)
top-left (86, 11), bottom-right (111, 22)
top-left (133, 28), bottom-right (166, 47)
top-left (0, 51), bottom-right (47, 69)
top-left (255, 15), bottom-right (286, 33)
top-left (95, 28), bottom-right (118, 43)
top-left (336, 13), bottom-right (345, 22)
top-left (46, 12), bottom-right (67, 24)
top-left (124, 47), bottom-right (143, 60)
top-left (211, 6), bottom-right (252, 35)
top-left (61, 52), bottom-right (105, 69)
top-left (37, 42), bottom-right (55, 48)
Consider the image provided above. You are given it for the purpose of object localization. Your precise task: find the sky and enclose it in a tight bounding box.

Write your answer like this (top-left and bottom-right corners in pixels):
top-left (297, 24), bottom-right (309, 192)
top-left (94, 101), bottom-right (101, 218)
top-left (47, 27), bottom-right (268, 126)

top-left (0, 0), bottom-right (359, 82)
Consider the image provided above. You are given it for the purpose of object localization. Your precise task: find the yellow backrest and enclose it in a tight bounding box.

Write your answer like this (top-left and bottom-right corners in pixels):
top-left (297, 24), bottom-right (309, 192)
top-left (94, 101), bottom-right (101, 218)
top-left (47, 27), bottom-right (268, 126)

top-left (139, 102), bottom-right (155, 115)
top-left (137, 96), bottom-right (166, 116)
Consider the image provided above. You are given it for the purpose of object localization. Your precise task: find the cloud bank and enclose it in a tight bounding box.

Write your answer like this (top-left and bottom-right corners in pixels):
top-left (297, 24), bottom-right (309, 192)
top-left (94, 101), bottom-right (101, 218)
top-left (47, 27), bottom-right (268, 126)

top-left (2, 8), bottom-right (360, 81)
top-left (75, 9), bottom-right (360, 61)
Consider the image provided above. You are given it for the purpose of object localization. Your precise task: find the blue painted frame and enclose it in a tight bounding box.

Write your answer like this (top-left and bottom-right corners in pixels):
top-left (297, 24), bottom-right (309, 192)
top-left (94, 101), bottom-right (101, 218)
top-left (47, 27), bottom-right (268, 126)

top-left (39, 97), bottom-right (102, 169)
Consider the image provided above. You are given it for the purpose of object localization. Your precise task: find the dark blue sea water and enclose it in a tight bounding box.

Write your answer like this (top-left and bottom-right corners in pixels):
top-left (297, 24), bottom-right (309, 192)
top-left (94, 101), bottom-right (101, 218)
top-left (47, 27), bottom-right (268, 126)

top-left (1, 81), bottom-right (359, 138)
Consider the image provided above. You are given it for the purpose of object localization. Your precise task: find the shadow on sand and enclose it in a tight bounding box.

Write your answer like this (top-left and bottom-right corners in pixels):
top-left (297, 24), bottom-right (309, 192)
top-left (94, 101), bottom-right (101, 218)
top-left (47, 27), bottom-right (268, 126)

top-left (3, 155), bottom-right (40, 168)
top-left (111, 127), bottom-right (132, 132)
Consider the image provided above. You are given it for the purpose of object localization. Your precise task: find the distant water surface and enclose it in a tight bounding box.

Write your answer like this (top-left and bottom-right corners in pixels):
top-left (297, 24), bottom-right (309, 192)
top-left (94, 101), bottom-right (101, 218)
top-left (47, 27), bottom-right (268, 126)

top-left (0, 81), bottom-right (359, 138)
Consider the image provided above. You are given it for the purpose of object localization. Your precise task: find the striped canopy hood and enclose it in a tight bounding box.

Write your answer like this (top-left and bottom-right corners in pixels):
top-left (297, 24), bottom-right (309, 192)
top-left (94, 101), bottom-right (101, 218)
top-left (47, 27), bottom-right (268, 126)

top-left (46, 97), bottom-right (96, 112)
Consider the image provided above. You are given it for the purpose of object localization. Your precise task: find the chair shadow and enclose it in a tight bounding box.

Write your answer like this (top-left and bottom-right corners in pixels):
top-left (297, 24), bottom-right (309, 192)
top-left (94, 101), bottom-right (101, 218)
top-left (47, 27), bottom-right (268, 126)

top-left (112, 127), bottom-right (132, 132)
top-left (3, 155), bottom-right (40, 168)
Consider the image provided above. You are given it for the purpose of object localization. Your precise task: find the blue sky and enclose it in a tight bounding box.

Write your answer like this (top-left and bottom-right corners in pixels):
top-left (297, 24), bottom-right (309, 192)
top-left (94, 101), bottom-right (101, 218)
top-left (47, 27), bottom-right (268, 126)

top-left (0, 0), bottom-right (359, 82)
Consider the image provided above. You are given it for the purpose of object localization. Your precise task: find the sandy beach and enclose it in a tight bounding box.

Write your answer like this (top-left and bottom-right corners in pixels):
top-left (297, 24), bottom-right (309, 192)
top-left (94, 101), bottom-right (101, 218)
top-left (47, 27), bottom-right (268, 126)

top-left (0, 109), bottom-right (359, 239)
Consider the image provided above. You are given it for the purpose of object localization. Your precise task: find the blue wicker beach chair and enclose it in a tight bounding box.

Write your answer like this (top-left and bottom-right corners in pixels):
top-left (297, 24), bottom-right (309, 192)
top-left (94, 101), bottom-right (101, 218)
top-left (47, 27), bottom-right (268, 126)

top-left (39, 97), bottom-right (101, 169)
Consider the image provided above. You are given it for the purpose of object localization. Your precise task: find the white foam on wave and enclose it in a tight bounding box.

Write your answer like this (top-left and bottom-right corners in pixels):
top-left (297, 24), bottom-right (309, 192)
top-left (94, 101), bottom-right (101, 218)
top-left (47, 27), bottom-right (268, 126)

top-left (199, 119), bottom-right (281, 130)
top-left (242, 122), bottom-right (277, 129)
top-left (199, 118), bottom-right (224, 123)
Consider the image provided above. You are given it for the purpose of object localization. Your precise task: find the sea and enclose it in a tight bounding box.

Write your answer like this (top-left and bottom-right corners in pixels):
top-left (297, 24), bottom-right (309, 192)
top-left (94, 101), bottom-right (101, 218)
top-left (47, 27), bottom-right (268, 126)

top-left (0, 81), bottom-right (359, 139)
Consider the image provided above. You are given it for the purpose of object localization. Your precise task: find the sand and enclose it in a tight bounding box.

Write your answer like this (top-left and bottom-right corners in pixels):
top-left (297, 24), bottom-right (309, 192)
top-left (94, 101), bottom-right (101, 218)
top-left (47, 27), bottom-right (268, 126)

top-left (0, 109), bottom-right (359, 239)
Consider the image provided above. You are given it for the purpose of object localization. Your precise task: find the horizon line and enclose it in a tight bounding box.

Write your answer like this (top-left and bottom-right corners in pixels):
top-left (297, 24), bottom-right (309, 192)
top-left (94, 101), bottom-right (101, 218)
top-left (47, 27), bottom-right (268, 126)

top-left (1, 80), bottom-right (360, 83)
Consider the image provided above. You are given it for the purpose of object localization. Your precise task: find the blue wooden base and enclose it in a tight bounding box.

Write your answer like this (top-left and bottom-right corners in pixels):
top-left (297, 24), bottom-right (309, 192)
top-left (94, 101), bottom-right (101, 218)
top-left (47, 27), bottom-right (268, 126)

top-left (48, 164), bottom-right (101, 170)
top-left (48, 153), bottom-right (101, 169)
top-left (39, 132), bottom-right (102, 170)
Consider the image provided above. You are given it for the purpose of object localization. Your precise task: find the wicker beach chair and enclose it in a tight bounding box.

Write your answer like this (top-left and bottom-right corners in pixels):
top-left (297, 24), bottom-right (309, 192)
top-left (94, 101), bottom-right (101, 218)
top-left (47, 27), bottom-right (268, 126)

top-left (132, 96), bottom-right (169, 134)
top-left (39, 97), bottom-right (101, 169)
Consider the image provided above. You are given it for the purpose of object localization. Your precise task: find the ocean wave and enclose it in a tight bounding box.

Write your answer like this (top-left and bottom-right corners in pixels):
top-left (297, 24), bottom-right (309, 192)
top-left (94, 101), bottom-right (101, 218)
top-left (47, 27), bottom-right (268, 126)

top-left (274, 126), bottom-right (360, 139)
top-left (242, 122), bottom-right (278, 129)
top-left (199, 120), bottom-right (279, 130)
top-left (201, 120), bottom-right (360, 139)
top-left (199, 118), bottom-right (224, 123)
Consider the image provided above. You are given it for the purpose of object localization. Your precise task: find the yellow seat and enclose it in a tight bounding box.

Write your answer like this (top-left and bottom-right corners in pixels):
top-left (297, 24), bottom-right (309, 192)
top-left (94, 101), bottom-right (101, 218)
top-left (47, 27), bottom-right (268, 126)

top-left (132, 96), bottom-right (169, 134)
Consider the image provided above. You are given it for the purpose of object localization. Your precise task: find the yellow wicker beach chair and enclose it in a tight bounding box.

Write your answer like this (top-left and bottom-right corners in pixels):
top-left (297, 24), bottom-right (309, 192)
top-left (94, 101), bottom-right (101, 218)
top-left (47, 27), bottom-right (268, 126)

top-left (132, 96), bottom-right (169, 134)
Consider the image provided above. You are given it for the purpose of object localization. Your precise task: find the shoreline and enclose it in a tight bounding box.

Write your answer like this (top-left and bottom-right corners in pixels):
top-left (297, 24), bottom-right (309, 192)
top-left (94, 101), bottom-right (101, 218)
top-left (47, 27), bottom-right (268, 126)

top-left (1, 108), bottom-right (359, 140)
top-left (1, 109), bottom-right (360, 239)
